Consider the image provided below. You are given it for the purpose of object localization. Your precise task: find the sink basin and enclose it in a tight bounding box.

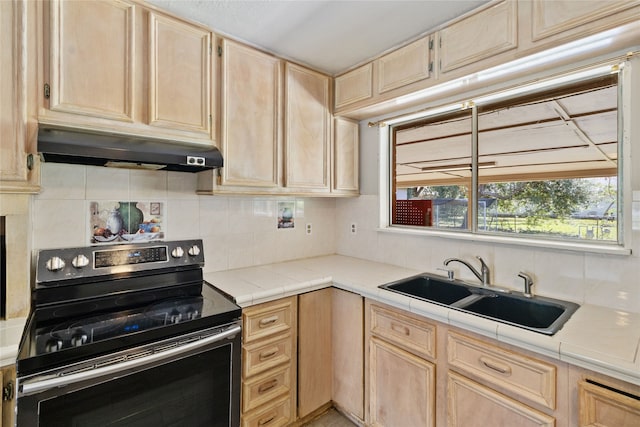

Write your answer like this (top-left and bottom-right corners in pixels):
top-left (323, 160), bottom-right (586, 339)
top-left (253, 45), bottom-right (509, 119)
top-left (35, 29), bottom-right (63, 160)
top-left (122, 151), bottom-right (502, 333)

top-left (379, 273), bottom-right (579, 335)
top-left (462, 293), bottom-right (579, 335)
top-left (380, 274), bottom-right (473, 306)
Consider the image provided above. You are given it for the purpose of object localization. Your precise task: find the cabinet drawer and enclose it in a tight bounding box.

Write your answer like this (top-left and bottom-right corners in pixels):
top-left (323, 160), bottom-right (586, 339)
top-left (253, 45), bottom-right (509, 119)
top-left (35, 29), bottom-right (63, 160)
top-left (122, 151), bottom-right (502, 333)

top-left (243, 365), bottom-right (292, 413)
top-left (243, 297), bottom-right (295, 343)
top-left (447, 332), bottom-right (556, 409)
top-left (241, 394), bottom-right (293, 427)
top-left (370, 304), bottom-right (436, 359)
top-left (579, 380), bottom-right (640, 427)
top-left (243, 333), bottom-right (293, 378)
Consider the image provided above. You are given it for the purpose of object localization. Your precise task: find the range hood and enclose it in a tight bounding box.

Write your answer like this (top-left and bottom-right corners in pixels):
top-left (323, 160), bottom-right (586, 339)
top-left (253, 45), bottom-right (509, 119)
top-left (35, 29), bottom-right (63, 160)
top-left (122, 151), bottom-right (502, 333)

top-left (38, 126), bottom-right (223, 173)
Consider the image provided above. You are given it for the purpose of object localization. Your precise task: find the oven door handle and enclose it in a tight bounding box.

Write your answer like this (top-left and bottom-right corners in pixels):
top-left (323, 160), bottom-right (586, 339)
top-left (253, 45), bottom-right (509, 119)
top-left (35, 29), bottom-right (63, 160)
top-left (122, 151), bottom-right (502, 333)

top-left (20, 324), bottom-right (241, 396)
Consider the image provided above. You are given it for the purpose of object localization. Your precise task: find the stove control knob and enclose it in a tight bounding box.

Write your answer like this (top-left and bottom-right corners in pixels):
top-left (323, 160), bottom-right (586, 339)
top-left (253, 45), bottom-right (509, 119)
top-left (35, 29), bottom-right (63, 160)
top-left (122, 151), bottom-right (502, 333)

top-left (71, 330), bottom-right (88, 347)
top-left (45, 336), bottom-right (63, 353)
top-left (169, 310), bottom-right (182, 324)
top-left (171, 247), bottom-right (184, 258)
top-left (188, 245), bottom-right (201, 256)
top-left (185, 307), bottom-right (200, 320)
top-left (45, 256), bottom-right (66, 272)
top-left (71, 254), bottom-right (90, 269)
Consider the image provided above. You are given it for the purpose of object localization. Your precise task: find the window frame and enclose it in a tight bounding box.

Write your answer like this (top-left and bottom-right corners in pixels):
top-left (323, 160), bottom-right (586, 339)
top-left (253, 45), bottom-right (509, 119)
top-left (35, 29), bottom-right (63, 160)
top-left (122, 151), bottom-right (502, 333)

top-left (378, 61), bottom-right (632, 255)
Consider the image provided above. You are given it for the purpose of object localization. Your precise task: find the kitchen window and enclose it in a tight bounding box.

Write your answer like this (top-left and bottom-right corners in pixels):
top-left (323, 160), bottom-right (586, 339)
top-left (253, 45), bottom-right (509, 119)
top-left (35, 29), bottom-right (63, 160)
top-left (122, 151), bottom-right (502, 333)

top-left (385, 63), bottom-right (627, 250)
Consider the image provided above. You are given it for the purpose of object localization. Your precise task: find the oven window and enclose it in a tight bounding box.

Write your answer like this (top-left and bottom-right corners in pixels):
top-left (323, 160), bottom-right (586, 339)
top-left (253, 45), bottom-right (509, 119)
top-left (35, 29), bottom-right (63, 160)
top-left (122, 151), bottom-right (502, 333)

top-left (38, 345), bottom-right (233, 427)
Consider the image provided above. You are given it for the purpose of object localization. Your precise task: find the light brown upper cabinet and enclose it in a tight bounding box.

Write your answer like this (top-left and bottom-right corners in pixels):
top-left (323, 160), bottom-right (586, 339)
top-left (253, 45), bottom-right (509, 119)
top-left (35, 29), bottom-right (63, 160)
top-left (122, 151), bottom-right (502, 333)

top-left (332, 118), bottom-right (359, 195)
top-left (219, 39), bottom-right (282, 189)
top-left (332, 0), bottom-right (640, 120)
top-left (39, 0), bottom-right (214, 145)
top-left (376, 36), bottom-right (432, 94)
top-left (147, 11), bottom-right (211, 136)
top-left (200, 40), bottom-right (357, 197)
top-left (334, 35), bottom-right (433, 113)
top-left (529, 0), bottom-right (639, 43)
top-left (0, 0), bottom-right (38, 193)
top-left (335, 63), bottom-right (373, 110)
top-left (284, 63), bottom-right (331, 192)
top-left (439, 0), bottom-right (517, 76)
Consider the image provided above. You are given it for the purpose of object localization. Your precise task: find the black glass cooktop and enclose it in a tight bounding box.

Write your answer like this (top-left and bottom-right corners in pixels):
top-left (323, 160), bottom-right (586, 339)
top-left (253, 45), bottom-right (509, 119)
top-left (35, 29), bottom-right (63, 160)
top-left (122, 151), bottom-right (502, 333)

top-left (17, 282), bottom-right (240, 376)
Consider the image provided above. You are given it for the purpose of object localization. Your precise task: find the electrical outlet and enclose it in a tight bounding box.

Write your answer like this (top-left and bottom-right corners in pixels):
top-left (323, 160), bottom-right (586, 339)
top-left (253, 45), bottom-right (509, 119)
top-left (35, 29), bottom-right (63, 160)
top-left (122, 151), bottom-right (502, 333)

top-left (306, 223), bottom-right (312, 235)
top-left (350, 223), bottom-right (357, 234)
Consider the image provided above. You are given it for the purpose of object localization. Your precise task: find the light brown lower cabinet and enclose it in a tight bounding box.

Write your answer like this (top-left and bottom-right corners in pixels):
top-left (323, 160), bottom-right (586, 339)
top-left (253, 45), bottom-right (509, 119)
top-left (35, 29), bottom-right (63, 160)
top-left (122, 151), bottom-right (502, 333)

top-left (366, 301), bottom-right (437, 427)
top-left (1, 365), bottom-right (15, 427)
top-left (297, 289), bottom-right (333, 418)
top-left (297, 288), bottom-right (365, 423)
top-left (331, 288), bottom-right (364, 421)
top-left (447, 371), bottom-right (555, 427)
top-left (578, 380), bottom-right (640, 427)
top-left (241, 296), bottom-right (297, 427)
top-left (369, 337), bottom-right (436, 427)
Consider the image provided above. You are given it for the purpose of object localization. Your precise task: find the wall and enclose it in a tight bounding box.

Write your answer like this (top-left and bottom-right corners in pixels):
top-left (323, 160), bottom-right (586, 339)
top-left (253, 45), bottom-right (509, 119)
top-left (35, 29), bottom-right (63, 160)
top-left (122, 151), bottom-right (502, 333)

top-left (32, 163), bottom-right (337, 273)
top-left (335, 62), bottom-right (640, 314)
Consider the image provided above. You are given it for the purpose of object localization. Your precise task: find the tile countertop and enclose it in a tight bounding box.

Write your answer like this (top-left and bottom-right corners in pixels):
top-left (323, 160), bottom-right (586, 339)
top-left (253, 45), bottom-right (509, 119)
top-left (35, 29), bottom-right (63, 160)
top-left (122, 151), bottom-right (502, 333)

top-left (204, 255), bottom-right (640, 387)
top-left (1, 255), bottom-right (638, 386)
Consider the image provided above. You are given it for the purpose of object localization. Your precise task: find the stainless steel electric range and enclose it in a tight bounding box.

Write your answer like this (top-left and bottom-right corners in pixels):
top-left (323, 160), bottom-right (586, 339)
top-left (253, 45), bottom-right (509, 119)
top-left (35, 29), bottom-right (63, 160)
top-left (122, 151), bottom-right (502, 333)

top-left (15, 239), bottom-right (241, 427)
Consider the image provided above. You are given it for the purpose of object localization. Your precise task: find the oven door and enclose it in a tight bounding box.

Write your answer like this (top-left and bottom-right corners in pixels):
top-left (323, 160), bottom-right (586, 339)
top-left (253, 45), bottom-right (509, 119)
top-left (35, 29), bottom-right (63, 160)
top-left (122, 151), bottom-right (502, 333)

top-left (17, 323), bottom-right (241, 427)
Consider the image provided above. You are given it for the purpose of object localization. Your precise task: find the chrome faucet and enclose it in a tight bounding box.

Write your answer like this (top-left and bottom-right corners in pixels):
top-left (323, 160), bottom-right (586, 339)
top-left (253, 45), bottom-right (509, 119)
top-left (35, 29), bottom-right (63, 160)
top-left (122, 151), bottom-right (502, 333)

top-left (444, 256), bottom-right (491, 287)
top-left (518, 272), bottom-right (534, 298)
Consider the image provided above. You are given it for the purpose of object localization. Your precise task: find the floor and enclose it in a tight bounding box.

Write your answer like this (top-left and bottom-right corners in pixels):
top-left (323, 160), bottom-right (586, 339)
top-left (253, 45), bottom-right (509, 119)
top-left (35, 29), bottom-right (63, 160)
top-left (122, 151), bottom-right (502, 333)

top-left (302, 408), bottom-right (357, 427)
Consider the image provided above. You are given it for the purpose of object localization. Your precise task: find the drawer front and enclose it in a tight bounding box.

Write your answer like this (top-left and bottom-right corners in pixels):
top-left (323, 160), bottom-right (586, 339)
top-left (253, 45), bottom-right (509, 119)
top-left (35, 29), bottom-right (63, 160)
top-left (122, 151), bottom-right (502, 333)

top-left (243, 365), bottom-right (292, 413)
top-left (447, 331), bottom-right (556, 409)
top-left (243, 334), bottom-right (293, 378)
top-left (243, 297), bottom-right (295, 343)
top-left (370, 304), bottom-right (436, 359)
top-left (241, 394), bottom-right (293, 427)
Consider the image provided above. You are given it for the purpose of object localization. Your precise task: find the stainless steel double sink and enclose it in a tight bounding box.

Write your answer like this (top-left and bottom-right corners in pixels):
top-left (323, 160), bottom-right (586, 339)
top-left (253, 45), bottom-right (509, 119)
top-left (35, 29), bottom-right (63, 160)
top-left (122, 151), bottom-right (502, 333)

top-left (379, 273), bottom-right (579, 335)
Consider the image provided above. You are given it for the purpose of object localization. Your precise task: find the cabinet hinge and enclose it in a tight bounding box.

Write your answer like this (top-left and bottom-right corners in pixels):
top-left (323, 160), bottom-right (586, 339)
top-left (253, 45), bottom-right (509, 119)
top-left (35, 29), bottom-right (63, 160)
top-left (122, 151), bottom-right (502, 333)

top-left (2, 381), bottom-right (13, 401)
top-left (428, 62), bottom-right (433, 73)
top-left (217, 45), bottom-right (222, 57)
top-left (429, 39), bottom-right (434, 50)
top-left (44, 83), bottom-right (50, 99)
top-left (439, 37), bottom-right (442, 48)
top-left (26, 153), bottom-right (34, 170)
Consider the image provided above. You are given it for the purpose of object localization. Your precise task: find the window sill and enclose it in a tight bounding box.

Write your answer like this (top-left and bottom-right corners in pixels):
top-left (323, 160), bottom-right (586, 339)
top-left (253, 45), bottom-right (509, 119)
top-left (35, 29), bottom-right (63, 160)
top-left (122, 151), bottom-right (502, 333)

top-left (377, 226), bottom-right (632, 256)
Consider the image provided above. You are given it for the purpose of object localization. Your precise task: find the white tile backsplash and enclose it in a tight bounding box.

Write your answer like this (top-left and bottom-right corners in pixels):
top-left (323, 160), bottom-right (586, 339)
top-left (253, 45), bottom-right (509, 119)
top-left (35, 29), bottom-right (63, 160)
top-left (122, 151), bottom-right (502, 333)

top-left (33, 163), bottom-right (337, 273)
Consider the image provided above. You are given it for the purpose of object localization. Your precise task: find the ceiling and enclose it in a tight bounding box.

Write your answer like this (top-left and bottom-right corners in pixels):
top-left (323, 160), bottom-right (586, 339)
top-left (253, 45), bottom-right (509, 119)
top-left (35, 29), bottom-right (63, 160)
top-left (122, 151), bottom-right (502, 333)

top-left (146, 0), bottom-right (488, 75)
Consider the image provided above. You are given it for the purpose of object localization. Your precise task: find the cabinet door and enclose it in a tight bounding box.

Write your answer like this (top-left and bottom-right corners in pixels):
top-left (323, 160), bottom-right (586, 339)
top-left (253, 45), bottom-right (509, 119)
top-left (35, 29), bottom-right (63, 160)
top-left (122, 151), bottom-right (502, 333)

top-left (333, 118), bottom-right (359, 194)
top-left (298, 289), bottom-right (332, 418)
top-left (447, 372), bottom-right (554, 427)
top-left (332, 289), bottom-right (364, 421)
top-left (47, 0), bottom-right (134, 121)
top-left (369, 337), bottom-right (435, 427)
top-left (531, 0), bottom-right (639, 42)
top-left (377, 36), bottom-right (431, 94)
top-left (1, 365), bottom-right (16, 427)
top-left (579, 380), bottom-right (640, 427)
top-left (284, 63), bottom-right (330, 191)
top-left (148, 11), bottom-right (211, 137)
top-left (221, 40), bottom-right (281, 187)
top-left (0, 0), bottom-right (29, 186)
top-left (334, 63), bottom-right (373, 110)
top-left (439, 0), bottom-right (517, 74)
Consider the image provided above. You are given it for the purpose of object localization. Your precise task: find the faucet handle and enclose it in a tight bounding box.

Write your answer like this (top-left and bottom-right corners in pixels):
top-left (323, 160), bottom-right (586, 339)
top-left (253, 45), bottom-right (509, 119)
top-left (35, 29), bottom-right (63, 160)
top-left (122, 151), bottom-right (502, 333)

top-left (518, 272), bottom-right (534, 298)
top-left (437, 267), bottom-right (454, 280)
